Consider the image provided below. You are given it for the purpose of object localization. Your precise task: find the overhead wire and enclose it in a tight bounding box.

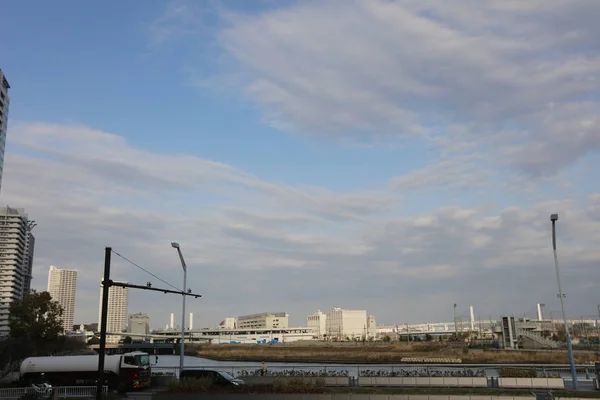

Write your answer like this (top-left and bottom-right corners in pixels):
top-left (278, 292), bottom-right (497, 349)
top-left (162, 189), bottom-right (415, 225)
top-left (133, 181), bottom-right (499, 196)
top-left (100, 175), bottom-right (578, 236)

top-left (111, 249), bottom-right (180, 291)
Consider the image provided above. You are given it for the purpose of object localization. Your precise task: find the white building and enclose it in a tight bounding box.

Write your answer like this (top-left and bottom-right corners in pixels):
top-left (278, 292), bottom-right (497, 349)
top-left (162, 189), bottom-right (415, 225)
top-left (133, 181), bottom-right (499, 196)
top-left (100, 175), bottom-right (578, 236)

top-left (219, 317), bottom-right (236, 329)
top-left (47, 266), bottom-right (78, 333)
top-left (236, 312), bottom-right (288, 330)
top-left (128, 313), bottom-right (150, 337)
top-left (307, 310), bottom-right (327, 339)
top-left (325, 307), bottom-right (368, 340)
top-left (0, 206), bottom-right (35, 337)
top-left (98, 282), bottom-right (128, 343)
top-left (0, 69), bottom-right (11, 195)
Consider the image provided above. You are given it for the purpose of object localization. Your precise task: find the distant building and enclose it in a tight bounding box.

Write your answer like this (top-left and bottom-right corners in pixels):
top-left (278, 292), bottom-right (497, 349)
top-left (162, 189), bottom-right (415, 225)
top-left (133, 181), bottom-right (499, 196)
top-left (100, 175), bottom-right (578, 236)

top-left (219, 317), bottom-right (236, 329)
top-left (128, 313), bottom-right (150, 337)
top-left (47, 266), bottom-right (78, 332)
top-left (307, 310), bottom-right (327, 339)
top-left (98, 282), bottom-right (128, 343)
top-left (0, 206), bottom-right (36, 337)
top-left (236, 312), bottom-right (288, 330)
top-left (0, 69), bottom-right (11, 195)
top-left (367, 315), bottom-right (377, 338)
top-left (325, 307), bottom-right (368, 340)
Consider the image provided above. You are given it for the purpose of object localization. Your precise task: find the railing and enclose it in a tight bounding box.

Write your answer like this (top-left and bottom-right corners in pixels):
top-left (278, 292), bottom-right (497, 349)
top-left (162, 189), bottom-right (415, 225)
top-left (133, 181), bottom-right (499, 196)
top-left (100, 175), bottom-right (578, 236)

top-left (152, 363), bottom-right (594, 379)
top-left (0, 385), bottom-right (107, 399)
top-left (516, 328), bottom-right (560, 349)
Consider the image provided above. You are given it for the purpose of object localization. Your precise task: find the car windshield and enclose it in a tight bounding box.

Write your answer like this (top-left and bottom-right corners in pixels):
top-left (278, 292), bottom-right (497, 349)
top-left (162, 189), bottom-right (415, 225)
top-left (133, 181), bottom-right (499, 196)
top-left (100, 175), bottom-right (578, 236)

top-left (218, 371), bottom-right (236, 381)
top-left (135, 354), bottom-right (150, 366)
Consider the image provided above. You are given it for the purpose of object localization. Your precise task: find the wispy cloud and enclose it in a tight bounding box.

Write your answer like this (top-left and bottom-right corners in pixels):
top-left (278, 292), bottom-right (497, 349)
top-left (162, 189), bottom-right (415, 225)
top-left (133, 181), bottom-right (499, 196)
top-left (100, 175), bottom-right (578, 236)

top-left (4, 122), bottom-right (600, 324)
top-left (211, 0), bottom-right (600, 176)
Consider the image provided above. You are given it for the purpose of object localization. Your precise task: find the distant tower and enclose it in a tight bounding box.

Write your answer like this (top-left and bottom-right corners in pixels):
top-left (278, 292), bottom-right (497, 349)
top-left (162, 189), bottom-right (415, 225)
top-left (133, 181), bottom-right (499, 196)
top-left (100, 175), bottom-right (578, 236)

top-left (98, 282), bottom-right (128, 343)
top-left (189, 312), bottom-right (194, 330)
top-left (47, 266), bottom-right (78, 332)
top-left (469, 305), bottom-right (475, 331)
top-left (0, 69), bottom-right (11, 195)
top-left (170, 313), bottom-right (174, 329)
top-left (0, 206), bottom-right (36, 337)
top-left (537, 303), bottom-right (545, 321)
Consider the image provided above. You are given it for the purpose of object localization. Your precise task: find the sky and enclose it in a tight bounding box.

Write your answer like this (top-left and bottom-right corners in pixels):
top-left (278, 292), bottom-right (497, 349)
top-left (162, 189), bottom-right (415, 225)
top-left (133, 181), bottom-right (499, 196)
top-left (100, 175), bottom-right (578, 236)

top-left (1, 0), bottom-right (599, 330)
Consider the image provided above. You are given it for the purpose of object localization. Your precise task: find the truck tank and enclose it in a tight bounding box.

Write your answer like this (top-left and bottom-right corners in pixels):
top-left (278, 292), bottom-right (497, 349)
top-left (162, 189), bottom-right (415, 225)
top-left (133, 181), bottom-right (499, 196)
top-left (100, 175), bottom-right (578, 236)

top-left (20, 354), bottom-right (122, 376)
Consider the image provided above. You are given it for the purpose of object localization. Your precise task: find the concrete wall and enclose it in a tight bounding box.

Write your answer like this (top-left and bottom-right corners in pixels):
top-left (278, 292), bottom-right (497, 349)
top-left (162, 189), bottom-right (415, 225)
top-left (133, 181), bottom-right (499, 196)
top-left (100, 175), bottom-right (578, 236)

top-left (497, 377), bottom-right (564, 389)
top-left (153, 394), bottom-right (537, 400)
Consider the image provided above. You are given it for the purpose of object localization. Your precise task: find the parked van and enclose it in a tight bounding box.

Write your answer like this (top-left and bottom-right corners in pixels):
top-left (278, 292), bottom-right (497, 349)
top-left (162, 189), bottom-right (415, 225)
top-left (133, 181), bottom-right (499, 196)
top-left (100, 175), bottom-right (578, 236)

top-left (179, 369), bottom-right (245, 387)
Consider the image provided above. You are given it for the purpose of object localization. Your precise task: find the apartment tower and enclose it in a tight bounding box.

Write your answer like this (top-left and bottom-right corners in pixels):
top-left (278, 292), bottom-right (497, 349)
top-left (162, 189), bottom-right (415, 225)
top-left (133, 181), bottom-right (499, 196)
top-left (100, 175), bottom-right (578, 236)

top-left (0, 69), bottom-right (10, 195)
top-left (98, 282), bottom-right (128, 343)
top-left (0, 206), bottom-right (35, 337)
top-left (47, 266), bottom-right (78, 332)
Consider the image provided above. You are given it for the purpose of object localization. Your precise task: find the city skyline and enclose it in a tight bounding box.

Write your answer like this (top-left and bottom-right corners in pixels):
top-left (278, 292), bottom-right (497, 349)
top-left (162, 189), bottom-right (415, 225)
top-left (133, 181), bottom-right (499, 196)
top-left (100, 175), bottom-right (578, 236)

top-left (1, 1), bottom-right (599, 328)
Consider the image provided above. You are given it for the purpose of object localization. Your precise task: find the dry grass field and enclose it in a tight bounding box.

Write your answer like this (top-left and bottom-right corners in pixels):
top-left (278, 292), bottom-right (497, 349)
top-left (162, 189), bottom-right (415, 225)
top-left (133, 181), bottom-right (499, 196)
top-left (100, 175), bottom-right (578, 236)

top-left (188, 342), bottom-right (599, 364)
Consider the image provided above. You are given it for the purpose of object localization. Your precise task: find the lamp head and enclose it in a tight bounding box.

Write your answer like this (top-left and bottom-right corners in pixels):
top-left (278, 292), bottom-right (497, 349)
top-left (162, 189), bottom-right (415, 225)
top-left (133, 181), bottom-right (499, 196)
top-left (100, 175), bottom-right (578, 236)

top-left (550, 214), bottom-right (558, 221)
top-left (171, 242), bottom-right (180, 249)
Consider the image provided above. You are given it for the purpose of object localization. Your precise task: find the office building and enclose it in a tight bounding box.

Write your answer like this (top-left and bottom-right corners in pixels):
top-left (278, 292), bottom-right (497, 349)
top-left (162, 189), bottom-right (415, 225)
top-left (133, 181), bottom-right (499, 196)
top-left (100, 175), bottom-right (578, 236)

top-left (98, 282), bottom-right (128, 343)
top-left (0, 206), bottom-right (35, 337)
top-left (128, 313), bottom-right (150, 337)
top-left (0, 69), bottom-right (10, 195)
top-left (325, 307), bottom-right (368, 340)
top-left (236, 312), bottom-right (288, 329)
top-left (307, 310), bottom-right (327, 339)
top-left (47, 266), bottom-right (77, 332)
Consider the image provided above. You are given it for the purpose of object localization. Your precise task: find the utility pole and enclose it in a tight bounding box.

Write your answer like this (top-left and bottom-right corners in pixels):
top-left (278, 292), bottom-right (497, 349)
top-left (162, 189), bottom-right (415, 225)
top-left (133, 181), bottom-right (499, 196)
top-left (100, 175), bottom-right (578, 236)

top-left (96, 248), bottom-right (111, 400)
top-left (550, 214), bottom-right (577, 391)
top-left (96, 247), bottom-right (202, 400)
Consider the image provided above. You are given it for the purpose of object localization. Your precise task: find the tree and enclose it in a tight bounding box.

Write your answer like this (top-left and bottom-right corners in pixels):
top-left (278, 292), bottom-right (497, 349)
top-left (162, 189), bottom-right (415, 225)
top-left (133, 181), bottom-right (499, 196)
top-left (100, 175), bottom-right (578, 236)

top-left (9, 290), bottom-right (63, 340)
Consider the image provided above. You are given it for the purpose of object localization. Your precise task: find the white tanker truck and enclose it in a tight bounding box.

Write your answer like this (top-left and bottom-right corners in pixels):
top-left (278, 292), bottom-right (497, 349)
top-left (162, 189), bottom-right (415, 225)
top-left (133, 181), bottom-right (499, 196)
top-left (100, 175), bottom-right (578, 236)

top-left (18, 351), bottom-right (152, 391)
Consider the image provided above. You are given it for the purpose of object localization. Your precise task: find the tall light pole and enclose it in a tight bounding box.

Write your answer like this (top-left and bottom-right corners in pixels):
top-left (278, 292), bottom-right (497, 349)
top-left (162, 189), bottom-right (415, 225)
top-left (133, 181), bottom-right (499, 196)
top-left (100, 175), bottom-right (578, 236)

top-left (171, 242), bottom-right (188, 376)
top-left (550, 214), bottom-right (577, 390)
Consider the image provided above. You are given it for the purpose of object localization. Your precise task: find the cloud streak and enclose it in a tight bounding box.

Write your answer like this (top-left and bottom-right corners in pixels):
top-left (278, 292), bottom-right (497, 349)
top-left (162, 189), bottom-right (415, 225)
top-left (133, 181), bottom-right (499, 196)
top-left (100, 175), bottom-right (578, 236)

top-left (212, 0), bottom-right (600, 176)
top-left (3, 122), bottom-right (600, 326)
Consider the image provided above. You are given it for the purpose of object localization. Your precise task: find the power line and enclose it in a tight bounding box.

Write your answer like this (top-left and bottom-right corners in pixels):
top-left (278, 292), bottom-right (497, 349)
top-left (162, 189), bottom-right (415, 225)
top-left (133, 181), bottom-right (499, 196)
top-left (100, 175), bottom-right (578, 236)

top-left (111, 249), bottom-right (180, 291)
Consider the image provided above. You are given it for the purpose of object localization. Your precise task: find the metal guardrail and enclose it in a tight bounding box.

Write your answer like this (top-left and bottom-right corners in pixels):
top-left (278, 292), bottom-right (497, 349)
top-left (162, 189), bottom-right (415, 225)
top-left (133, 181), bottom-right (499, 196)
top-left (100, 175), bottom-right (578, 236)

top-left (0, 385), bottom-right (107, 399)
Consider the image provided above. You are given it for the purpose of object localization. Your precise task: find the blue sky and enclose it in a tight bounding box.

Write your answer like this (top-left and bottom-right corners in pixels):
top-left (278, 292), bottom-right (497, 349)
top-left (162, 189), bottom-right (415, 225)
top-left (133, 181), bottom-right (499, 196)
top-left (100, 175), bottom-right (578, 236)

top-left (1, 0), bottom-right (599, 328)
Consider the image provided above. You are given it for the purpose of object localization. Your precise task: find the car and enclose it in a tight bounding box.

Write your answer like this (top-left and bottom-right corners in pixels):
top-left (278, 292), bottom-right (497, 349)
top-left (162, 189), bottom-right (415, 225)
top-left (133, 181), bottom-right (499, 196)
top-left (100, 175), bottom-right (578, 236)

top-left (179, 368), bottom-right (245, 387)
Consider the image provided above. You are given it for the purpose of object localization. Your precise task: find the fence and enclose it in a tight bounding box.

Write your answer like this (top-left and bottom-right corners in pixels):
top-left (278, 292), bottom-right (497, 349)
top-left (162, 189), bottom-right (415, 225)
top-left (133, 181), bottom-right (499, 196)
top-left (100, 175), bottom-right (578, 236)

top-left (0, 385), bottom-right (107, 399)
top-left (151, 363), bottom-right (594, 379)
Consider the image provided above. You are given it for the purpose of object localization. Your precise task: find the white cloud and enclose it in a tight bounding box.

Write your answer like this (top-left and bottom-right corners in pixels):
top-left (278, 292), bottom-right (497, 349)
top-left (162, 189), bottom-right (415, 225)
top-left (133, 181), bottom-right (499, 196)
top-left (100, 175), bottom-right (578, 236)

top-left (390, 155), bottom-right (494, 191)
top-left (5, 121), bottom-right (600, 325)
top-left (209, 0), bottom-right (600, 176)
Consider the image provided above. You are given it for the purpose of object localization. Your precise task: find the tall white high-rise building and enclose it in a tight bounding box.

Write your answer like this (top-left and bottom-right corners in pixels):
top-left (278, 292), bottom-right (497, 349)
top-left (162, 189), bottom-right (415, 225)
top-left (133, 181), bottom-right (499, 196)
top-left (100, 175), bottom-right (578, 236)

top-left (98, 282), bottom-right (128, 343)
top-left (0, 206), bottom-right (35, 337)
top-left (0, 69), bottom-right (11, 195)
top-left (47, 266), bottom-right (77, 333)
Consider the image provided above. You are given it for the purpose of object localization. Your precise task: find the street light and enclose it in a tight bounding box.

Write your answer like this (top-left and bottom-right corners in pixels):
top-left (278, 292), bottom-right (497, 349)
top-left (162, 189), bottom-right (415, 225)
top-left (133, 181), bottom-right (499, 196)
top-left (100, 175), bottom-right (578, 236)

top-left (550, 214), bottom-right (577, 390)
top-left (171, 242), bottom-right (188, 376)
